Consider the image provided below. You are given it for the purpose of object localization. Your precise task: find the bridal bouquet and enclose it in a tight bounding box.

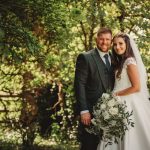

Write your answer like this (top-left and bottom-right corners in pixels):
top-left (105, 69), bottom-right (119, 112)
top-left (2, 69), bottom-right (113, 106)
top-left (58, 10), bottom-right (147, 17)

top-left (86, 93), bottom-right (134, 146)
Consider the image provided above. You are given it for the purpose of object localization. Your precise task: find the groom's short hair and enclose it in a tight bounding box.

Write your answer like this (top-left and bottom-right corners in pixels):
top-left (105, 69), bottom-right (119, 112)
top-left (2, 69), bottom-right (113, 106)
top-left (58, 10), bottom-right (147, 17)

top-left (97, 27), bottom-right (112, 37)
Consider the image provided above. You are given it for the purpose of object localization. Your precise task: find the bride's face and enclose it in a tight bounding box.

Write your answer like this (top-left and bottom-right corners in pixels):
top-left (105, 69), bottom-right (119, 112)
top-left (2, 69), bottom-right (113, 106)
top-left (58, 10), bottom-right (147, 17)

top-left (113, 37), bottom-right (126, 55)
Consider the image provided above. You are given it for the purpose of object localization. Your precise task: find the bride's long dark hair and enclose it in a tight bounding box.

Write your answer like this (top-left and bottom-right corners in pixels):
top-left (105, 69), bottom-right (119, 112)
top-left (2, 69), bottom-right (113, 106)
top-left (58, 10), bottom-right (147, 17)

top-left (112, 33), bottom-right (135, 78)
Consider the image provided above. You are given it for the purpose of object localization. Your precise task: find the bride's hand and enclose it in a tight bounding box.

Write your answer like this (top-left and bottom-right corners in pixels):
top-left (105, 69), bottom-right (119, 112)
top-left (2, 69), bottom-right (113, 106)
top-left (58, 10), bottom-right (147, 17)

top-left (114, 92), bottom-right (119, 96)
top-left (112, 92), bottom-right (119, 96)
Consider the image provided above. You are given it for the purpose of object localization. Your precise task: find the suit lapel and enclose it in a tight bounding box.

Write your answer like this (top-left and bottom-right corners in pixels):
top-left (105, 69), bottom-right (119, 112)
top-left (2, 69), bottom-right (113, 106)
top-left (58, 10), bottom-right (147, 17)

top-left (91, 48), bottom-right (107, 91)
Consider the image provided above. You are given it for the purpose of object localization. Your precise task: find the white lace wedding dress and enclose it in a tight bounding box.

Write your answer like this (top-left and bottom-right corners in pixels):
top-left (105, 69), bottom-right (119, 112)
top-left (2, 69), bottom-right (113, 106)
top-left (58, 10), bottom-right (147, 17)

top-left (97, 57), bottom-right (150, 150)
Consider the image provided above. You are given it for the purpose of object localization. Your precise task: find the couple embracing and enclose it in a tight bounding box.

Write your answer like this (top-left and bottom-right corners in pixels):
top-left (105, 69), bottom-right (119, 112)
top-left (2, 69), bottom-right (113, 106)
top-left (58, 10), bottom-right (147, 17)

top-left (74, 27), bottom-right (150, 150)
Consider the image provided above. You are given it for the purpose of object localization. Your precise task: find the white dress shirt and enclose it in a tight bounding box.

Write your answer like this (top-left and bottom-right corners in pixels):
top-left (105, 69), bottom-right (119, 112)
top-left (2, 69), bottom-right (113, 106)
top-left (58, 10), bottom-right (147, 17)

top-left (97, 48), bottom-right (111, 65)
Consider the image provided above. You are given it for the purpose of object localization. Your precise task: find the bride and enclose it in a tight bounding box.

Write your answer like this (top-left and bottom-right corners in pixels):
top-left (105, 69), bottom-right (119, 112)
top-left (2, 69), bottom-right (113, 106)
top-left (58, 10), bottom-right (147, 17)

top-left (97, 33), bottom-right (150, 150)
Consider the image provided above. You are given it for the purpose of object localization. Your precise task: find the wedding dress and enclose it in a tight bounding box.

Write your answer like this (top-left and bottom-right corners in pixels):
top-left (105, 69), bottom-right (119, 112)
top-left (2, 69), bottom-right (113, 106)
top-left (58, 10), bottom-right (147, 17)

top-left (97, 57), bottom-right (150, 150)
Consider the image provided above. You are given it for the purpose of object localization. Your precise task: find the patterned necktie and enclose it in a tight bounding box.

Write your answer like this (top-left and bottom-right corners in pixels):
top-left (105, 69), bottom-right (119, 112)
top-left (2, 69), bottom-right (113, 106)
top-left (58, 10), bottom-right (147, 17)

top-left (104, 54), bottom-right (111, 69)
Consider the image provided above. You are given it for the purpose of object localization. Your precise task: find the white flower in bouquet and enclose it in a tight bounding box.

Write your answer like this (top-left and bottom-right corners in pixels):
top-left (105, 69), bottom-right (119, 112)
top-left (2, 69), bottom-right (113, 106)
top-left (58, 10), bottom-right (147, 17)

top-left (123, 118), bottom-right (128, 124)
top-left (110, 120), bottom-right (117, 126)
top-left (115, 96), bottom-right (123, 104)
top-left (103, 111), bottom-right (110, 120)
top-left (107, 99), bottom-right (115, 107)
top-left (102, 93), bottom-right (110, 99)
top-left (91, 118), bottom-right (97, 126)
top-left (95, 109), bottom-right (101, 115)
top-left (109, 107), bottom-right (118, 115)
top-left (100, 104), bottom-right (106, 110)
top-left (86, 92), bottom-right (134, 147)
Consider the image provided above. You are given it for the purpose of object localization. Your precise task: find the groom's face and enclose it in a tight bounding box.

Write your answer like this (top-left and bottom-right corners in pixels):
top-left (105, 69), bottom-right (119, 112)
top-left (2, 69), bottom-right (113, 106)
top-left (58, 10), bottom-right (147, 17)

top-left (96, 33), bottom-right (112, 52)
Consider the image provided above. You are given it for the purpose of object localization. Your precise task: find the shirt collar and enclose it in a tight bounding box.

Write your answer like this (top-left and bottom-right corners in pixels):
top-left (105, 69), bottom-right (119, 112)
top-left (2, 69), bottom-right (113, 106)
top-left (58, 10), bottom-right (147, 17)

top-left (96, 47), bottom-right (110, 58)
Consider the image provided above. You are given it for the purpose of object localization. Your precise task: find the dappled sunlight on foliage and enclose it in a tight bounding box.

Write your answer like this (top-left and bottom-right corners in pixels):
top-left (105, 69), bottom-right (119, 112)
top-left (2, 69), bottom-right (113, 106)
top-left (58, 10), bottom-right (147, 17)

top-left (0, 0), bottom-right (149, 149)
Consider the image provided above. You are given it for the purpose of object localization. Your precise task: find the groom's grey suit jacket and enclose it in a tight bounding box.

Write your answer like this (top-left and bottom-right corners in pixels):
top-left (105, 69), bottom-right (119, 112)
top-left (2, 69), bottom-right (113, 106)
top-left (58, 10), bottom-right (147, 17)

top-left (74, 48), bottom-right (115, 115)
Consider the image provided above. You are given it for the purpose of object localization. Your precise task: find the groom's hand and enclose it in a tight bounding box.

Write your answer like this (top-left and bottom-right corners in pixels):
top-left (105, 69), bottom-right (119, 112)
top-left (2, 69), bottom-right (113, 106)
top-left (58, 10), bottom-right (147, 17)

top-left (81, 112), bottom-right (91, 126)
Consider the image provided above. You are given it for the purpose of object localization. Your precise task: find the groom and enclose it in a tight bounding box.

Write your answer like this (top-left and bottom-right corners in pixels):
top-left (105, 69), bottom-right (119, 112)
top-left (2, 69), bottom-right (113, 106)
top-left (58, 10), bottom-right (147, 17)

top-left (74, 27), bottom-right (115, 150)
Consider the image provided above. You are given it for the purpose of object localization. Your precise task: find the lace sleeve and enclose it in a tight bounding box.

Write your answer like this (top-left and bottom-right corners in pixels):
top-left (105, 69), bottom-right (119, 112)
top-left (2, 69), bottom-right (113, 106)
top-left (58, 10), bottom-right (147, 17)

top-left (124, 57), bottom-right (137, 68)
